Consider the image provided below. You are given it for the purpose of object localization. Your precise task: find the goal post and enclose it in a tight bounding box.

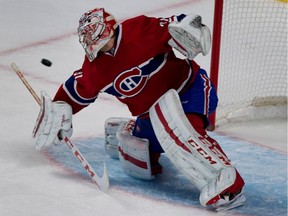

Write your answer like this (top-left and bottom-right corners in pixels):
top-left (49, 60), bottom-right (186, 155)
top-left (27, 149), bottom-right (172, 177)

top-left (209, 0), bottom-right (287, 129)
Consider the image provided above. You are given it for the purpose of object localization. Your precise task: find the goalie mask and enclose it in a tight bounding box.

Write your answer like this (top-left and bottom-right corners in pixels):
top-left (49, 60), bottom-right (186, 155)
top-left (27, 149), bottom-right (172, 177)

top-left (78, 8), bottom-right (118, 61)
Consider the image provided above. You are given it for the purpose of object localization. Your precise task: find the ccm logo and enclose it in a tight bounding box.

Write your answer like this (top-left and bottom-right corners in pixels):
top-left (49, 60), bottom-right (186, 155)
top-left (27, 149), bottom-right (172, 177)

top-left (187, 137), bottom-right (231, 166)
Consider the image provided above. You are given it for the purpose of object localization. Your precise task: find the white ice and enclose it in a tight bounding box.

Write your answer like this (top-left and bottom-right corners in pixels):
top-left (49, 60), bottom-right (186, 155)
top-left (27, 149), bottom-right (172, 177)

top-left (0, 0), bottom-right (286, 216)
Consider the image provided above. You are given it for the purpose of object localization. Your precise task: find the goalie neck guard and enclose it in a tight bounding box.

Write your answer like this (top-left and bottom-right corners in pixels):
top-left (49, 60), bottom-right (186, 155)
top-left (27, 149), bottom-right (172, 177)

top-left (78, 8), bottom-right (118, 61)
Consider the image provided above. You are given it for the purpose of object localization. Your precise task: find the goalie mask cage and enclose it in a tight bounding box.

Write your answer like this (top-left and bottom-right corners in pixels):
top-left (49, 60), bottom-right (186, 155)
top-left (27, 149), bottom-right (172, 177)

top-left (209, 0), bottom-right (287, 129)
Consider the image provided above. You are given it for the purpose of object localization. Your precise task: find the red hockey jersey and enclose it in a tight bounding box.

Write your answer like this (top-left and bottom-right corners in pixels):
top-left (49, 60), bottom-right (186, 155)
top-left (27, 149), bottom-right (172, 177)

top-left (54, 15), bottom-right (200, 116)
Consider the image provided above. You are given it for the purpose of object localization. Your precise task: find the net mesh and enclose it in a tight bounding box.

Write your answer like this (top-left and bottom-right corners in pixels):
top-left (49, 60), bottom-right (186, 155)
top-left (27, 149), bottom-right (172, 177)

top-left (215, 0), bottom-right (287, 124)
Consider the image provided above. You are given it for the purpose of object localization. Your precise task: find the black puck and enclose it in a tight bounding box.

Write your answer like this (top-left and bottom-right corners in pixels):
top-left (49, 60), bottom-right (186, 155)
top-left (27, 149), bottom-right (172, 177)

top-left (41, 58), bottom-right (52, 67)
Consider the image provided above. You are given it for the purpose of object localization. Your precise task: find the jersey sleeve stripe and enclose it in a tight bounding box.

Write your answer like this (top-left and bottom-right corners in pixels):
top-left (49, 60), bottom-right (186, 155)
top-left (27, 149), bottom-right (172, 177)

top-left (63, 76), bottom-right (98, 105)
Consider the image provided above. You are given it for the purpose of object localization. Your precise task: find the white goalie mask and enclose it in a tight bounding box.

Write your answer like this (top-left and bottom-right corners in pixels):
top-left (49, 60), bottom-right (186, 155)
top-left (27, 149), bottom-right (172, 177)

top-left (78, 8), bottom-right (118, 61)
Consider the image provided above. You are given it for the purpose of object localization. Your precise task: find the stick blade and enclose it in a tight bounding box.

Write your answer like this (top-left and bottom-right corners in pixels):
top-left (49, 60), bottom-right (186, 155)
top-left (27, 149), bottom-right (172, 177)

top-left (94, 163), bottom-right (110, 192)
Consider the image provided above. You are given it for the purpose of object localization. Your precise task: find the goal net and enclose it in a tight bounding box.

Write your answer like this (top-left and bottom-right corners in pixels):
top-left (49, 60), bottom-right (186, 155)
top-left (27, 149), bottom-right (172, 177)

top-left (209, 0), bottom-right (287, 127)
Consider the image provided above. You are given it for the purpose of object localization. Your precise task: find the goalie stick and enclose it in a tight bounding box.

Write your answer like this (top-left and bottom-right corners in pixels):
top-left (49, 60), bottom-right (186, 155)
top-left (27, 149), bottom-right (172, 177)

top-left (11, 62), bottom-right (109, 192)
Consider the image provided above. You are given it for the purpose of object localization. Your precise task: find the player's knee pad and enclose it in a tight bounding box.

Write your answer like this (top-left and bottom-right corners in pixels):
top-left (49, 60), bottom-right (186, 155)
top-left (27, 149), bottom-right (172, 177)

top-left (149, 89), bottom-right (238, 205)
top-left (116, 120), bottom-right (155, 180)
top-left (104, 117), bottom-right (131, 159)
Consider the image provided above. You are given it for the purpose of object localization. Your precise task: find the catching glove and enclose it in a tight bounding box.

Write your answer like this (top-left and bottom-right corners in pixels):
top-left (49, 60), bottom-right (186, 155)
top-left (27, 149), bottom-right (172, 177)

top-left (168, 13), bottom-right (211, 60)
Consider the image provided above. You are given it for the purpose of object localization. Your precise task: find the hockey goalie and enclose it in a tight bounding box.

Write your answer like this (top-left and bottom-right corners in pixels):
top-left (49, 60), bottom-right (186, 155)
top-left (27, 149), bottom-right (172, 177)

top-left (33, 8), bottom-right (246, 211)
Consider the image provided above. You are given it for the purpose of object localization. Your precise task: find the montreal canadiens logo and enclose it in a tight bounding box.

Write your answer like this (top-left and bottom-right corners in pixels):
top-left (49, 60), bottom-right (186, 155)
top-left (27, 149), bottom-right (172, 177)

top-left (114, 67), bottom-right (149, 97)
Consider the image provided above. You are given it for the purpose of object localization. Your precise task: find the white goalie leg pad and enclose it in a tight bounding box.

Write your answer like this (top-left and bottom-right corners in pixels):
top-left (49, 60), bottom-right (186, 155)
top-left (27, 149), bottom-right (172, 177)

top-left (149, 89), bottom-right (236, 204)
top-left (116, 120), bottom-right (154, 180)
top-left (168, 13), bottom-right (211, 60)
top-left (33, 91), bottom-right (73, 151)
top-left (104, 117), bottom-right (132, 159)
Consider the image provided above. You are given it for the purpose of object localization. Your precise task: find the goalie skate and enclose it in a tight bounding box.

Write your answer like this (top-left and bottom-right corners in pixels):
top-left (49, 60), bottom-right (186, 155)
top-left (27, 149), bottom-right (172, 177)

top-left (212, 189), bottom-right (246, 212)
